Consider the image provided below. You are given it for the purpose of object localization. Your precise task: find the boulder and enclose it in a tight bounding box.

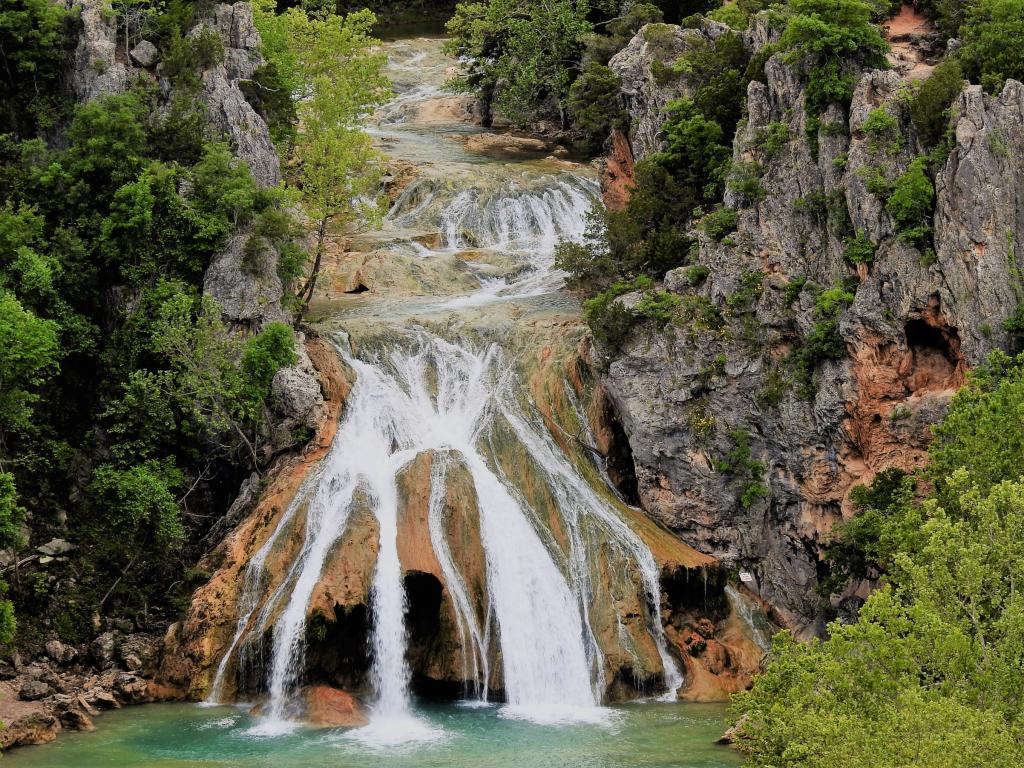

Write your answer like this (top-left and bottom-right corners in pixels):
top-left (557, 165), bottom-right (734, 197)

top-left (203, 230), bottom-right (288, 326)
top-left (89, 631), bottom-right (120, 667)
top-left (19, 680), bottom-right (51, 701)
top-left (271, 339), bottom-right (325, 432)
top-left (36, 538), bottom-right (74, 557)
top-left (42, 642), bottom-right (67, 666)
top-left (301, 685), bottom-right (367, 727)
top-left (129, 39), bottom-right (159, 68)
top-left (118, 634), bottom-right (160, 673)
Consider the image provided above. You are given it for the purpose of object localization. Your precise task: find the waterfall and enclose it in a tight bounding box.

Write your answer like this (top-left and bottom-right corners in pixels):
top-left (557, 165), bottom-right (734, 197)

top-left (204, 36), bottom-right (687, 738)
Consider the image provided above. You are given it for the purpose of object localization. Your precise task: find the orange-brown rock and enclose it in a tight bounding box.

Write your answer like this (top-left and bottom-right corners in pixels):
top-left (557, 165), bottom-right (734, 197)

top-left (301, 685), bottom-right (367, 727)
top-left (600, 129), bottom-right (635, 211)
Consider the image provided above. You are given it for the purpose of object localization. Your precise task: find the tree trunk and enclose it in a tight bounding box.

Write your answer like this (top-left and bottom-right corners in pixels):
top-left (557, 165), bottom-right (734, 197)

top-left (297, 216), bottom-right (329, 320)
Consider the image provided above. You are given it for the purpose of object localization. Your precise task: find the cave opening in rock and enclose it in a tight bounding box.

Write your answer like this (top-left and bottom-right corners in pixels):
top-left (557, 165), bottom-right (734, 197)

top-left (903, 318), bottom-right (959, 392)
top-left (403, 571), bottom-right (466, 701)
top-left (660, 565), bottom-right (730, 623)
top-left (597, 393), bottom-right (641, 506)
top-left (344, 283), bottom-right (370, 294)
top-left (302, 604), bottom-right (371, 692)
top-left (404, 571), bottom-right (443, 643)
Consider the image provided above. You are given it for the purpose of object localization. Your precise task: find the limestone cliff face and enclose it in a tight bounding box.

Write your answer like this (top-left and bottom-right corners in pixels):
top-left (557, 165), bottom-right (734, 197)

top-left (602, 22), bottom-right (1024, 634)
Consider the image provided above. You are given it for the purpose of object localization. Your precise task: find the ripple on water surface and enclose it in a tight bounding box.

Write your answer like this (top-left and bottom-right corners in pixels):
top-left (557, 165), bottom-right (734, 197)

top-left (3, 702), bottom-right (742, 768)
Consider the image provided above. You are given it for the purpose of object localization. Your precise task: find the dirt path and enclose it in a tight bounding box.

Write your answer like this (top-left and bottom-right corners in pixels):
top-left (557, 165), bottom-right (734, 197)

top-left (883, 4), bottom-right (942, 81)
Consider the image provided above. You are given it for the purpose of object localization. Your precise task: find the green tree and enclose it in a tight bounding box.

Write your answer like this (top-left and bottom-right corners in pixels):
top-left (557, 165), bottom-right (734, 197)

top-left (0, 473), bottom-right (26, 646)
top-left (566, 63), bottom-right (625, 155)
top-left (0, 290), bottom-right (59, 433)
top-left (86, 460), bottom-right (185, 606)
top-left (151, 292), bottom-right (294, 467)
top-left (254, 6), bottom-right (388, 310)
top-left (446, 0), bottom-right (592, 126)
top-left (958, 0), bottom-right (1024, 94)
top-left (0, 0), bottom-right (72, 135)
top-left (780, 0), bottom-right (889, 114)
top-left (885, 155), bottom-right (934, 247)
top-left (910, 59), bottom-right (964, 149)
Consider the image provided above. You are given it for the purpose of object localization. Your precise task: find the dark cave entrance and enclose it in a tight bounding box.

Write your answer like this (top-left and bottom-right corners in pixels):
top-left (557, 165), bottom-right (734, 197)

top-left (597, 392), bottom-right (641, 506)
top-left (903, 318), bottom-right (960, 392)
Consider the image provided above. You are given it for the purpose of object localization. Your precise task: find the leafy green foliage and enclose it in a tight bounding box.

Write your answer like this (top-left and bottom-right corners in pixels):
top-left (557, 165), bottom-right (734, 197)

top-left (818, 468), bottom-right (910, 595)
top-left (780, 0), bottom-right (888, 115)
top-left (566, 63), bottom-right (626, 155)
top-left (700, 206), bottom-right (739, 241)
top-left (0, 12), bottom-right (309, 636)
top-left (0, 290), bottom-right (59, 431)
top-left (928, 351), bottom-right (1024, 506)
top-left (714, 427), bottom-right (769, 508)
top-left (909, 59), bottom-right (964, 149)
top-left (253, 5), bottom-right (389, 310)
top-left (582, 276), bottom-right (682, 352)
top-left (885, 156), bottom-right (934, 249)
top-left (87, 461), bottom-right (186, 561)
top-left (446, 0), bottom-right (592, 126)
top-left (786, 284), bottom-right (854, 397)
top-left (842, 231), bottom-right (875, 265)
top-left (861, 106), bottom-right (903, 154)
top-left (958, 0), bottom-right (1024, 94)
top-left (0, 0), bottom-right (74, 136)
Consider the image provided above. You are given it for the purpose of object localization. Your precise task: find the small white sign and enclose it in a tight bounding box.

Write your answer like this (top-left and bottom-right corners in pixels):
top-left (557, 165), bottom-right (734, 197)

top-left (739, 570), bottom-right (755, 583)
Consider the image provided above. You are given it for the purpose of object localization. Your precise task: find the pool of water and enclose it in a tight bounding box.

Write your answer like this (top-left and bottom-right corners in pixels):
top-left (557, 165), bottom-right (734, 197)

top-left (5, 701), bottom-right (742, 768)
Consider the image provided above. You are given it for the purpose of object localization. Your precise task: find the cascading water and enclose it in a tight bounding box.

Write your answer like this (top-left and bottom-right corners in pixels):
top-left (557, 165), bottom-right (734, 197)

top-left (206, 35), bottom-right (693, 742)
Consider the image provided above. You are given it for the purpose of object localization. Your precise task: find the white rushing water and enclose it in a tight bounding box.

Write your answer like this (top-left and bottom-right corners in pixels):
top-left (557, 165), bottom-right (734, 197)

top-left (207, 36), bottom-right (687, 742)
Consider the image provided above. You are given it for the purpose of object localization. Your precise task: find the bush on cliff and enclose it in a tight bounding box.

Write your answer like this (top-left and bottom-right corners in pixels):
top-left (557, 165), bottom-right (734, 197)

top-left (445, 0), bottom-right (592, 126)
top-left (780, 0), bottom-right (888, 114)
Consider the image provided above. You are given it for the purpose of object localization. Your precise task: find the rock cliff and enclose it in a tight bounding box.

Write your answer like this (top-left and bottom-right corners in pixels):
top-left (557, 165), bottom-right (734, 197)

top-left (601, 20), bottom-right (1024, 634)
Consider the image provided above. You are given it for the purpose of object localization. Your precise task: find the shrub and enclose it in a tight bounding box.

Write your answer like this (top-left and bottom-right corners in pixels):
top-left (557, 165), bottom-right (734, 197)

top-left (782, 275), bottom-right (807, 307)
top-left (787, 283), bottom-right (855, 397)
top-left (701, 206), bottom-right (739, 241)
top-left (861, 106), bottom-right (904, 154)
top-left (707, 2), bottom-right (748, 28)
top-left (726, 160), bottom-right (765, 206)
top-left (755, 121), bottom-right (791, 161)
top-left (567, 63), bottom-right (626, 156)
top-left (843, 231), bottom-right (876, 265)
top-left (910, 59), bottom-right (964, 149)
top-left (885, 156), bottom-right (934, 248)
top-left (715, 427), bottom-right (769, 508)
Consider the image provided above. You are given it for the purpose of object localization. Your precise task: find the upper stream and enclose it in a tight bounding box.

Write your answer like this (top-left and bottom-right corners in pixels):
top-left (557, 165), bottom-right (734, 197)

top-left (7, 36), bottom-right (750, 768)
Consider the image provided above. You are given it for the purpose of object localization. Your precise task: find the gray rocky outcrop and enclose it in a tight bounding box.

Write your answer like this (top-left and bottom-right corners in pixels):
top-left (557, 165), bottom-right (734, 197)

top-left (202, 228), bottom-right (289, 327)
top-left (609, 20), bottom-right (733, 161)
top-left (604, 22), bottom-right (1024, 633)
top-left (128, 39), bottom-right (158, 68)
top-left (188, 3), bottom-right (281, 188)
top-left (271, 334), bottom-right (326, 434)
top-left (65, 0), bottom-right (129, 100)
